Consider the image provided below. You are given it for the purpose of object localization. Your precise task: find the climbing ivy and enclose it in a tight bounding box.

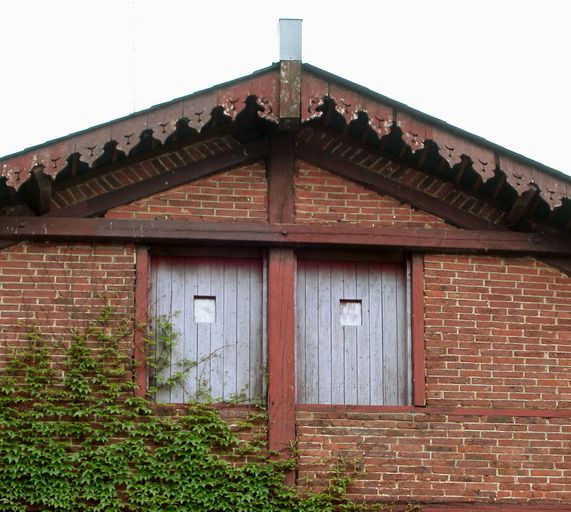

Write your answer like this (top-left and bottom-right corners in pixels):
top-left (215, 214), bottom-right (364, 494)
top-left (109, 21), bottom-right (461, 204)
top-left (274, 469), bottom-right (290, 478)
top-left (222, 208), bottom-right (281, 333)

top-left (0, 305), bottom-right (419, 511)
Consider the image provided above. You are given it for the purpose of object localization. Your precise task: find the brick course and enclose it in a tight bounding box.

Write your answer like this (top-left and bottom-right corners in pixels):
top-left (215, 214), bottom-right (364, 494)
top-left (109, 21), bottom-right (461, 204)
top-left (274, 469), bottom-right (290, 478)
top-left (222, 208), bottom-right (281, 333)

top-left (0, 242), bottom-right (136, 368)
top-left (424, 255), bottom-right (571, 409)
top-left (296, 409), bottom-right (571, 504)
top-left (105, 163), bottom-right (267, 222)
top-left (295, 162), bottom-right (452, 228)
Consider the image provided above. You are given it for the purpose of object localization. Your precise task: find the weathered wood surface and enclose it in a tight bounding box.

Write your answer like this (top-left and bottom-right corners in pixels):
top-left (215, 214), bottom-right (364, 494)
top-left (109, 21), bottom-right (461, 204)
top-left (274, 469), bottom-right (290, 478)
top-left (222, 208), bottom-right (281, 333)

top-left (267, 249), bottom-right (296, 455)
top-left (134, 246), bottom-right (150, 397)
top-left (150, 256), bottom-right (264, 403)
top-left (268, 132), bottom-right (295, 223)
top-left (3, 217), bottom-right (571, 256)
top-left (296, 259), bottom-right (410, 406)
top-left (411, 254), bottom-right (426, 406)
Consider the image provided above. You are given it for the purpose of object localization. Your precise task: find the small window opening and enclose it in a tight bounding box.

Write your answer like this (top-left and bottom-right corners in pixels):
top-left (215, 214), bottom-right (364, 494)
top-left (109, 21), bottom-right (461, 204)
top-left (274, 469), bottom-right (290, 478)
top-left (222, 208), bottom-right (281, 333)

top-left (194, 296), bottom-right (216, 323)
top-left (340, 299), bottom-right (362, 326)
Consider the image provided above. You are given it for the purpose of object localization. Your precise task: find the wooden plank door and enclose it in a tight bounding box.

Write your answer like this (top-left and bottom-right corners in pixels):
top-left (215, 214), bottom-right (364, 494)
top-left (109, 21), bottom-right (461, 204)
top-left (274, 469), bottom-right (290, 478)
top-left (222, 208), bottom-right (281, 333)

top-left (296, 259), bottom-right (411, 405)
top-left (150, 256), bottom-right (264, 403)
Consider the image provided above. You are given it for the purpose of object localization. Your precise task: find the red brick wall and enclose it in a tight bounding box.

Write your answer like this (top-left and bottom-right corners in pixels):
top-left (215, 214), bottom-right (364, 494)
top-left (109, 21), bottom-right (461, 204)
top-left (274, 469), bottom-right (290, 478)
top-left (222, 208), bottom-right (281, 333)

top-left (297, 254), bottom-right (571, 506)
top-left (297, 409), bottom-right (571, 504)
top-left (0, 242), bottom-right (135, 367)
top-left (105, 163), bottom-right (267, 221)
top-left (295, 162), bottom-right (451, 228)
top-left (0, 242), bottom-right (265, 453)
top-left (424, 255), bottom-right (571, 409)
top-left (3, 156), bottom-right (571, 508)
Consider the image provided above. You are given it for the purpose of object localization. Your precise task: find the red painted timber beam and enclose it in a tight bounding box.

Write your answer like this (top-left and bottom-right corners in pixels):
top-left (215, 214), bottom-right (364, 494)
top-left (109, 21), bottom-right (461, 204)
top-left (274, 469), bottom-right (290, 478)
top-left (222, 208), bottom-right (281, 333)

top-left (134, 246), bottom-right (149, 397)
top-left (1, 218), bottom-right (570, 256)
top-left (267, 249), bottom-right (296, 485)
top-left (411, 254), bottom-right (426, 406)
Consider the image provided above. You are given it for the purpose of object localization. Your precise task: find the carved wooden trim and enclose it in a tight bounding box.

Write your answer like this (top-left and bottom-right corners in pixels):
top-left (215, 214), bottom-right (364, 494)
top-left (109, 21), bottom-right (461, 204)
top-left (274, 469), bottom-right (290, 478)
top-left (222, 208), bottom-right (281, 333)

top-left (301, 74), bottom-right (328, 122)
top-left (50, 137), bottom-right (269, 218)
top-left (499, 155), bottom-right (569, 209)
top-left (432, 127), bottom-right (496, 182)
top-left (298, 69), bottom-right (570, 211)
top-left (0, 72), bottom-right (279, 192)
top-left (4, 64), bottom-right (570, 215)
top-left (396, 112), bottom-right (433, 153)
top-left (331, 85), bottom-right (394, 139)
top-left (499, 155), bottom-right (536, 196)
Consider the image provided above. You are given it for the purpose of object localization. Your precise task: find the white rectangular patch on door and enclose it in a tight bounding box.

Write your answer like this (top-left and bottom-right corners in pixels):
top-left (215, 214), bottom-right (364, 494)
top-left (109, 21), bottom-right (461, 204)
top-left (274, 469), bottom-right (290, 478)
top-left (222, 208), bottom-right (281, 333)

top-left (340, 299), bottom-right (362, 326)
top-left (194, 296), bottom-right (216, 323)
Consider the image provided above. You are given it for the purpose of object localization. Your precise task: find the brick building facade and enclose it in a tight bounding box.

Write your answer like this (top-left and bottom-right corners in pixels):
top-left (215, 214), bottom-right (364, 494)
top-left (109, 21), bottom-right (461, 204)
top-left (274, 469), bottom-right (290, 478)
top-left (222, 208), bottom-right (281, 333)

top-left (1, 38), bottom-right (570, 509)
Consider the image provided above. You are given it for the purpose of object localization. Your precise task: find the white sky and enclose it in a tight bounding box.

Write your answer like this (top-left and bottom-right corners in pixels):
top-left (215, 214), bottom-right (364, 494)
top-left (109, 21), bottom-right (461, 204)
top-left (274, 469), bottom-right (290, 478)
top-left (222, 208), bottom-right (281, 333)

top-left (2, 0), bottom-right (570, 176)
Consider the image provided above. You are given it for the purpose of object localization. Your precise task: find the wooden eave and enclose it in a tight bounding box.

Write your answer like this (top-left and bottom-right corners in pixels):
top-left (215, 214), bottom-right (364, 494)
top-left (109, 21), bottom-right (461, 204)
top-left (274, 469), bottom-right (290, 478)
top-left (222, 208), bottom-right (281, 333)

top-left (1, 62), bottom-right (571, 265)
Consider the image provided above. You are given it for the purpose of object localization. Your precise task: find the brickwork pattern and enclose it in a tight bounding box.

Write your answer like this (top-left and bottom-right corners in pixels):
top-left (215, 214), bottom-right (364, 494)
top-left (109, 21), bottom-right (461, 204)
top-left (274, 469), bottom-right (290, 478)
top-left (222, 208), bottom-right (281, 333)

top-left (297, 409), bottom-right (571, 504)
top-left (0, 242), bottom-right (135, 367)
top-left (297, 254), bottom-right (571, 505)
top-left (295, 162), bottom-right (451, 228)
top-left (105, 164), bottom-right (267, 222)
top-left (424, 255), bottom-right (571, 409)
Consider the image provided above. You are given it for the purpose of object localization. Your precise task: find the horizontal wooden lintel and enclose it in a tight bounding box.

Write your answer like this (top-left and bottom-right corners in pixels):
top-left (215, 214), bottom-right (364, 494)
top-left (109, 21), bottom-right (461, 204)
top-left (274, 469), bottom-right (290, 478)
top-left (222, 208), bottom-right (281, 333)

top-left (1, 218), bottom-right (570, 255)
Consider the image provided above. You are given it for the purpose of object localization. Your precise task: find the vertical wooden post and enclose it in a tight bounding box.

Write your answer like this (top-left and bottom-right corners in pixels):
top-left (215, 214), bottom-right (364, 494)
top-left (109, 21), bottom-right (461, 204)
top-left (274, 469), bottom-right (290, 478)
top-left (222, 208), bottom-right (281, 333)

top-left (278, 19), bottom-right (302, 129)
top-left (268, 132), bottom-right (295, 224)
top-left (134, 246), bottom-right (149, 397)
top-left (267, 248), bottom-right (296, 464)
top-left (411, 253), bottom-right (426, 406)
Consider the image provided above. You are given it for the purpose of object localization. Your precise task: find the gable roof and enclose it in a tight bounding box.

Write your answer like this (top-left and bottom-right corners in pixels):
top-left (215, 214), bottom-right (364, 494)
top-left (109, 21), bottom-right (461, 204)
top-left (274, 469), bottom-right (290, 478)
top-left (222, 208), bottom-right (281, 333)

top-left (1, 63), bottom-right (570, 238)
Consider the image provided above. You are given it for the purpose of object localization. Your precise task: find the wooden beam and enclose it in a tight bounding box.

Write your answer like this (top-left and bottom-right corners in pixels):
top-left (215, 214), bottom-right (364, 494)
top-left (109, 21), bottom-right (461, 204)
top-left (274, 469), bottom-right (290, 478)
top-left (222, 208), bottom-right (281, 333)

top-left (296, 138), bottom-right (496, 230)
top-left (267, 249), bottom-right (296, 462)
top-left (411, 254), bottom-right (426, 406)
top-left (503, 187), bottom-right (539, 228)
top-left (541, 257), bottom-right (571, 276)
top-left (50, 137), bottom-right (269, 218)
top-left (26, 168), bottom-right (52, 215)
top-left (134, 246), bottom-right (149, 398)
top-left (268, 132), bottom-right (295, 223)
top-left (2, 217), bottom-right (571, 256)
top-left (279, 61), bottom-right (301, 129)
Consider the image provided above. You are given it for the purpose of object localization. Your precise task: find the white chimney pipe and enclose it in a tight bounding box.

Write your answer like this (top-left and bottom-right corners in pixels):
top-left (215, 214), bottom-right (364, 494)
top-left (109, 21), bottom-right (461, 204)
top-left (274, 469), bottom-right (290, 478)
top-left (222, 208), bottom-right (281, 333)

top-left (279, 19), bottom-right (302, 61)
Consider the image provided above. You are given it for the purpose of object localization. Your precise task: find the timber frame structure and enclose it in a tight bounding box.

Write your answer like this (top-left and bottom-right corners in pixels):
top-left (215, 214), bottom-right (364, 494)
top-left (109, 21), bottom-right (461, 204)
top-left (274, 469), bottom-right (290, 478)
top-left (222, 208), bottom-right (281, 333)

top-left (2, 21), bottom-right (571, 510)
top-left (1, 61), bottom-right (570, 268)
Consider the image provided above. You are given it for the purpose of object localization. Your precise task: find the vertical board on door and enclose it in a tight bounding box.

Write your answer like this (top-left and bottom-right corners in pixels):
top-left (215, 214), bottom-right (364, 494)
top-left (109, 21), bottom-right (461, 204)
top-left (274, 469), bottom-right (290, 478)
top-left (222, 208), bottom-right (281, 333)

top-left (150, 256), bottom-right (264, 403)
top-left (296, 259), bottom-right (411, 406)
